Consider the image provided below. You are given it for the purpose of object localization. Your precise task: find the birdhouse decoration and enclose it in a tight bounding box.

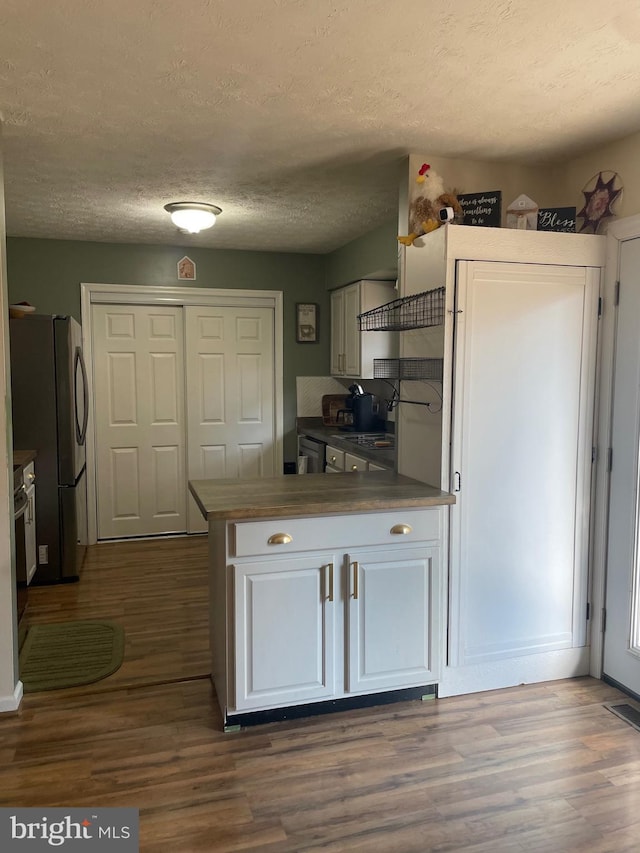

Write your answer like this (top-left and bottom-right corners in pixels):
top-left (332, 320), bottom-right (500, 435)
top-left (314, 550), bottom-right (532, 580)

top-left (506, 194), bottom-right (539, 230)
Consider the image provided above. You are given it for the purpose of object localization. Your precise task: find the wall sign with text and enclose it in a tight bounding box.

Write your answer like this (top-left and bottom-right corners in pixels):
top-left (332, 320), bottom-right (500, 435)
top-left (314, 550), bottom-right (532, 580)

top-left (458, 191), bottom-right (502, 227)
top-left (537, 207), bottom-right (577, 233)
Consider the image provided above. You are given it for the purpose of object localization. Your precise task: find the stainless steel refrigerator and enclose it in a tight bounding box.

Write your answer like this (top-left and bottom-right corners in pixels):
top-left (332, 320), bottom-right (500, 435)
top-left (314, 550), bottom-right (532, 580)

top-left (10, 315), bottom-right (89, 583)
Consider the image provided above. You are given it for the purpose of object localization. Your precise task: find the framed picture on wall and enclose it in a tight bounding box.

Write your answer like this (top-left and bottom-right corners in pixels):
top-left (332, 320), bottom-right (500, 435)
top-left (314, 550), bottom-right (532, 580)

top-left (296, 303), bottom-right (319, 343)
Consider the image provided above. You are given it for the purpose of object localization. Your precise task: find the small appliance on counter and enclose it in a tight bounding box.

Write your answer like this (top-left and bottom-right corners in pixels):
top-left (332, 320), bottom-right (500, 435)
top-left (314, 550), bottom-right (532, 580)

top-left (338, 384), bottom-right (382, 433)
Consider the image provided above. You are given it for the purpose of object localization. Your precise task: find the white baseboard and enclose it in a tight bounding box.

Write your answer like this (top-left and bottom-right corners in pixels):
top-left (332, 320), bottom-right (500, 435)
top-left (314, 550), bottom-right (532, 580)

top-left (0, 680), bottom-right (23, 713)
top-left (438, 647), bottom-right (590, 698)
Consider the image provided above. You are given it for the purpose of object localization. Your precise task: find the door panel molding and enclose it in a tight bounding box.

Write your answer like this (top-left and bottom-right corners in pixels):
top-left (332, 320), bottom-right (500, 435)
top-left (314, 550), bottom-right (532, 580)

top-left (81, 283), bottom-right (284, 544)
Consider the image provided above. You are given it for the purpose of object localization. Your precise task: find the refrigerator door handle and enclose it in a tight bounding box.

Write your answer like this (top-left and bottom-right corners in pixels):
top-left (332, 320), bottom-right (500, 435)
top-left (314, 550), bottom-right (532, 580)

top-left (74, 346), bottom-right (89, 446)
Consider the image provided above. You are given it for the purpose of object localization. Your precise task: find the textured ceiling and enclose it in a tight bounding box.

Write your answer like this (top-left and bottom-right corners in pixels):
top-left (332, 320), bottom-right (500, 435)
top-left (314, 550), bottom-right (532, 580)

top-left (1, 0), bottom-right (640, 254)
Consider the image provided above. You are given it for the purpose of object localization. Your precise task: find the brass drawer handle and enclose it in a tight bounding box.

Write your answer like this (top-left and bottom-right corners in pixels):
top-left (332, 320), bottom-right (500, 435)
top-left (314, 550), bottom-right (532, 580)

top-left (390, 523), bottom-right (412, 535)
top-left (329, 455), bottom-right (337, 464)
top-left (351, 464), bottom-right (358, 471)
top-left (267, 532), bottom-right (292, 546)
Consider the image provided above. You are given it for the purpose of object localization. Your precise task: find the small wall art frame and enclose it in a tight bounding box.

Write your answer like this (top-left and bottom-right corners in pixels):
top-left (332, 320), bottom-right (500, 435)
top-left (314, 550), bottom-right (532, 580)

top-left (296, 302), bottom-right (319, 343)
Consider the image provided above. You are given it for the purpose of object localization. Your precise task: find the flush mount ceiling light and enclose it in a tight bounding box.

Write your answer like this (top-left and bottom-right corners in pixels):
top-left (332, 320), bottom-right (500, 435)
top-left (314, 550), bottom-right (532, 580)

top-left (164, 201), bottom-right (222, 234)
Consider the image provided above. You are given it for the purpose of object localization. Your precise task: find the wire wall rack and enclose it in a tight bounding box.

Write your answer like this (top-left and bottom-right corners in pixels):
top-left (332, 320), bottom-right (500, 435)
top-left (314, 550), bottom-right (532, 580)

top-left (374, 358), bottom-right (443, 382)
top-left (358, 286), bottom-right (445, 331)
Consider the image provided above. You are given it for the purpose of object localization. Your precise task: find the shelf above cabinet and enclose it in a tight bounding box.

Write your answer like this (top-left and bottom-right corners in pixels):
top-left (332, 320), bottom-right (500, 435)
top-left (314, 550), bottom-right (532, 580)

top-left (374, 357), bottom-right (443, 382)
top-left (358, 286), bottom-right (445, 332)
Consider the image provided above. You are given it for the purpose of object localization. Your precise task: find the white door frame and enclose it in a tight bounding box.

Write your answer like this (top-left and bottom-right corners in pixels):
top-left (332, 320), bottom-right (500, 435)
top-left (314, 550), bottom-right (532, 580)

top-left (81, 283), bottom-right (284, 545)
top-left (590, 214), bottom-right (640, 678)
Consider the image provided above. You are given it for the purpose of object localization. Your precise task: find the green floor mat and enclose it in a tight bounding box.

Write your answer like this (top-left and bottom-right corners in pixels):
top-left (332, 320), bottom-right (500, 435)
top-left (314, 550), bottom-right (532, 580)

top-left (19, 620), bottom-right (125, 693)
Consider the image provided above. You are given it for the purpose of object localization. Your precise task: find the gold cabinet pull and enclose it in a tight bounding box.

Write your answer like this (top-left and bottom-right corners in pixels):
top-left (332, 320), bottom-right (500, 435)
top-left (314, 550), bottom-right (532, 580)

top-left (390, 523), bottom-right (412, 535)
top-left (352, 561), bottom-right (359, 599)
top-left (267, 532), bottom-right (292, 546)
top-left (329, 455), bottom-right (337, 464)
top-left (325, 563), bottom-right (334, 602)
top-left (351, 464), bottom-right (358, 471)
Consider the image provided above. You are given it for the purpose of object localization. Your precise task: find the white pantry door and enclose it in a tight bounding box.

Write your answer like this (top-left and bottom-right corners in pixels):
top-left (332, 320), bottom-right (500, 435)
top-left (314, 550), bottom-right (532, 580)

top-left (603, 236), bottom-right (640, 696)
top-left (185, 305), bottom-right (276, 532)
top-left (444, 260), bottom-right (599, 695)
top-left (93, 305), bottom-right (186, 538)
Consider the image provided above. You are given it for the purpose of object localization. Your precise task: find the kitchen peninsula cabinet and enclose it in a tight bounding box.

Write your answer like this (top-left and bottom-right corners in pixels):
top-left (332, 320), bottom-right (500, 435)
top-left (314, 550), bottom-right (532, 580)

top-left (189, 472), bottom-right (454, 728)
top-left (330, 279), bottom-right (397, 378)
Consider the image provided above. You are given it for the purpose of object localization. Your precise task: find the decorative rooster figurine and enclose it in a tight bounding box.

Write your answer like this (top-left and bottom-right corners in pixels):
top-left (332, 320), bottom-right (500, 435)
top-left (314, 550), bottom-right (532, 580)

top-left (398, 163), bottom-right (461, 246)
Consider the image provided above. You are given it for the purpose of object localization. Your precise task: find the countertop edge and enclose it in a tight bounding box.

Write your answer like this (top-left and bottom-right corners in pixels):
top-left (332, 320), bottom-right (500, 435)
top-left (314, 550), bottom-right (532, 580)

top-left (189, 474), bottom-right (455, 521)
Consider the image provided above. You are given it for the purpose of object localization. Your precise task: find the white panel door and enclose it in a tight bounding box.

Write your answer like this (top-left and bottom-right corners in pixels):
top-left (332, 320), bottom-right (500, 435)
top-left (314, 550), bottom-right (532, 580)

top-left (93, 305), bottom-right (186, 538)
top-left (603, 237), bottom-right (640, 695)
top-left (185, 306), bottom-right (276, 532)
top-left (449, 261), bottom-right (598, 670)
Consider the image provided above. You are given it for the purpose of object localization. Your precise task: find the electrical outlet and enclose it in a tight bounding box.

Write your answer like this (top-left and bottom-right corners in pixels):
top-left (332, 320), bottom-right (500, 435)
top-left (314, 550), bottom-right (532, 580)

top-left (38, 545), bottom-right (48, 564)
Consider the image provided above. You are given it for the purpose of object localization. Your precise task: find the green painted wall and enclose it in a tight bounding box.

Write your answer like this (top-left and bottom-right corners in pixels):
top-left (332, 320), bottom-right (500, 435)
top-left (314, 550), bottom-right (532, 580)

top-left (324, 219), bottom-right (398, 290)
top-left (6, 237), bottom-right (329, 462)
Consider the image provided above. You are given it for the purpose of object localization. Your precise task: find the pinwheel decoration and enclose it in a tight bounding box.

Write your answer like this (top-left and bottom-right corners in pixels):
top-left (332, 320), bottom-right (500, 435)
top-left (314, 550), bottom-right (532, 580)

top-left (577, 171), bottom-right (623, 234)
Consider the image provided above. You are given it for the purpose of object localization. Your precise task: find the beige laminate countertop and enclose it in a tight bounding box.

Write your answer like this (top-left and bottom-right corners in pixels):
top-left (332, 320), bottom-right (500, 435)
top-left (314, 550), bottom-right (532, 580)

top-left (189, 472), bottom-right (455, 521)
top-left (13, 449), bottom-right (37, 470)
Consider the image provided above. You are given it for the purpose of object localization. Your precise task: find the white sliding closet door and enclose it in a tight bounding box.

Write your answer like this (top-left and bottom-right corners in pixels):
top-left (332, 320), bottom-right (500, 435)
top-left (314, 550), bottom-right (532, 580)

top-left (443, 261), bottom-right (599, 696)
top-left (93, 305), bottom-right (186, 539)
top-left (185, 306), bottom-right (276, 533)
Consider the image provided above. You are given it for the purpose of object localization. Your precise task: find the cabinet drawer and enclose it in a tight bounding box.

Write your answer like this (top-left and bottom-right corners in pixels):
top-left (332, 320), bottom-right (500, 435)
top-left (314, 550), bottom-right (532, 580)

top-left (325, 445), bottom-right (345, 471)
top-left (345, 452), bottom-right (367, 472)
top-left (232, 509), bottom-right (441, 557)
top-left (22, 461), bottom-right (35, 487)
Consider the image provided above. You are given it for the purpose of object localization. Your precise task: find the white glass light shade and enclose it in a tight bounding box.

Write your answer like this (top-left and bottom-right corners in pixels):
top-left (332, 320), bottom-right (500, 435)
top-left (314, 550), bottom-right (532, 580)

top-left (164, 202), bottom-right (222, 234)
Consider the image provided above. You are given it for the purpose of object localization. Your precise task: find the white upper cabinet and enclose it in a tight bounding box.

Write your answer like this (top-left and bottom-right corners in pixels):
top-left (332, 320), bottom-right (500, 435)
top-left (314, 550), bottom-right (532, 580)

top-left (330, 280), bottom-right (397, 379)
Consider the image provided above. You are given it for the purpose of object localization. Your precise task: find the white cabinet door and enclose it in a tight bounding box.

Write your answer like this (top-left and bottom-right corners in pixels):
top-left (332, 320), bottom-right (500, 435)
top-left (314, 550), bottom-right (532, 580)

top-left (330, 280), bottom-right (397, 379)
top-left (233, 555), bottom-right (336, 710)
top-left (346, 547), bottom-right (439, 693)
top-left (93, 305), bottom-right (186, 538)
top-left (185, 306), bottom-right (276, 532)
top-left (447, 261), bottom-right (598, 683)
top-left (342, 283), bottom-right (362, 377)
top-left (330, 289), bottom-right (345, 375)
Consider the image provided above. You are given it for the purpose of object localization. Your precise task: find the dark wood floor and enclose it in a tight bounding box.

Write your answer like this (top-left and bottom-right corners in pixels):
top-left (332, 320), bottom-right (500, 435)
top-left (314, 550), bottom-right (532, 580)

top-left (2, 537), bottom-right (640, 851)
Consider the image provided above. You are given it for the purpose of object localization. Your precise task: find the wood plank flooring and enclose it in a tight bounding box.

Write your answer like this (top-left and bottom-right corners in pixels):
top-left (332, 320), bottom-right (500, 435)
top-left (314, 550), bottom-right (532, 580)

top-left (2, 537), bottom-right (640, 851)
